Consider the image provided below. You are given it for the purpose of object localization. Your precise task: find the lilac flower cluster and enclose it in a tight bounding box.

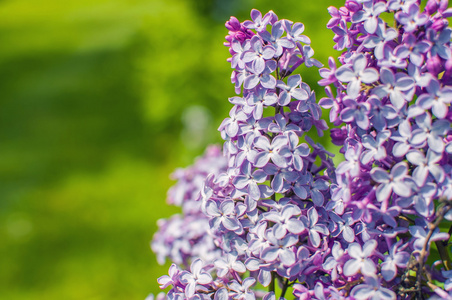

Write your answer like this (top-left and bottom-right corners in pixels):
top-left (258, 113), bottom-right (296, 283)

top-left (151, 145), bottom-right (226, 267)
top-left (319, 0), bottom-right (452, 298)
top-left (150, 2), bottom-right (452, 299)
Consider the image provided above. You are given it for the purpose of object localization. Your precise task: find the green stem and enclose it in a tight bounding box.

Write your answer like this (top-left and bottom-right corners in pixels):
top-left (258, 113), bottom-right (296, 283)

top-left (280, 278), bottom-right (290, 299)
top-left (269, 272), bottom-right (275, 293)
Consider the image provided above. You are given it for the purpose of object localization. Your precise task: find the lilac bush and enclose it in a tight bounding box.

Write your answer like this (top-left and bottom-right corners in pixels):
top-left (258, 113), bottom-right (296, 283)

top-left (150, 1), bottom-right (452, 299)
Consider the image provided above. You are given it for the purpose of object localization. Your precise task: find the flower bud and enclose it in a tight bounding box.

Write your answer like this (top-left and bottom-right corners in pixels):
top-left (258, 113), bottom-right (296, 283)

top-left (425, 0), bottom-right (439, 15)
top-left (426, 56), bottom-right (443, 76)
top-left (225, 17), bottom-right (241, 31)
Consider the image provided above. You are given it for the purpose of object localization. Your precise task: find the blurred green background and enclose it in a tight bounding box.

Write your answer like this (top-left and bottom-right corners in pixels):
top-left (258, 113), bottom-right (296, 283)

top-left (0, 0), bottom-right (343, 299)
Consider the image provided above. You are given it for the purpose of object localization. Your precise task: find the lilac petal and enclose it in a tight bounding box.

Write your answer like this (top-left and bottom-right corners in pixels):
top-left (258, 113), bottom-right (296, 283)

top-left (361, 68), bottom-right (379, 83)
top-left (308, 207), bottom-right (318, 225)
top-left (185, 282), bottom-right (196, 298)
top-left (244, 75), bottom-right (259, 90)
top-left (287, 219), bottom-right (305, 234)
top-left (223, 217), bottom-right (241, 231)
top-left (197, 273), bottom-right (213, 285)
top-left (232, 261), bottom-right (247, 273)
top-left (259, 270), bottom-right (272, 287)
top-left (353, 54), bottom-right (367, 72)
top-left (362, 259), bottom-right (377, 276)
top-left (272, 135), bottom-right (288, 148)
top-left (335, 66), bottom-right (355, 82)
top-left (392, 162), bottom-right (408, 179)
top-left (309, 230), bottom-right (321, 247)
top-left (191, 258), bottom-right (203, 276)
top-left (279, 249), bottom-right (296, 266)
top-left (376, 183), bottom-right (392, 202)
top-left (381, 262), bottom-right (397, 281)
top-left (351, 284), bottom-right (374, 299)
top-left (249, 182), bottom-right (261, 200)
top-left (215, 288), bottom-right (229, 300)
top-left (343, 226), bottom-right (355, 242)
top-left (261, 246), bottom-right (279, 262)
top-left (343, 259), bottom-right (361, 276)
top-left (371, 168), bottom-right (390, 183)
top-left (254, 152), bottom-right (271, 167)
top-left (311, 189), bottom-right (324, 206)
top-left (221, 200), bottom-right (235, 214)
top-left (205, 200), bottom-right (221, 216)
top-left (288, 74), bottom-right (301, 87)
top-left (272, 174), bottom-right (283, 192)
top-left (242, 277), bottom-right (256, 289)
top-left (347, 80), bottom-right (361, 97)
top-left (293, 185), bottom-right (308, 199)
top-left (278, 91), bottom-right (291, 106)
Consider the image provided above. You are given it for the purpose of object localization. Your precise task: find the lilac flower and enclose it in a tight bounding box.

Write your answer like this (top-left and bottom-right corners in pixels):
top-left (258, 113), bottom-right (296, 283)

top-left (242, 35), bottom-right (276, 74)
top-left (370, 162), bottom-right (413, 202)
top-left (368, 96), bottom-right (398, 131)
top-left (279, 131), bottom-right (310, 171)
top-left (253, 135), bottom-right (288, 168)
top-left (332, 19), bottom-right (354, 51)
top-left (259, 20), bottom-right (295, 57)
top-left (373, 67), bottom-right (415, 110)
top-left (407, 63), bottom-right (432, 87)
top-left (322, 241), bottom-right (345, 281)
top-left (246, 87), bottom-right (278, 120)
top-left (299, 44), bottom-right (322, 68)
top-left (427, 28), bottom-right (452, 60)
top-left (244, 60), bottom-right (277, 90)
top-left (394, 33), bottom-right (431, 66)
top-left (214, 251), bottom-right (246, 277)
top-left (180, 259), bottom-right (213, 298)
top-left (416, 78), bottom-right (452, 119)
top-left (276, 74), bottom-right (308, 105)
top-left (390, 120), bottom-right (413, 157)
top-left (361, 20), bottom-right (398, 60)
top-left (219, 105), bottom-right (248, 137)
top-left (158, 264), bottom-right (180, 289)
top-left (360, 130), bottom-right (390, 165)
top-left (267, 114), bottom-right (300, 135)
top-left (233, 161), bottom-right (267, 200)
top-left (410, 113), bottom-right (450, 153)
top-left (300, 207), bottom-right (329, 248)
top-left (329, 211), bottom-right (355, 243)
top-left (281, 20), bottom-right (311, 44)
top-left (243, 9), bottom-right (274, 32)
top-left (335, 53), bottom-right (379, 98)
top-left (406, 149), bottom-right (445, 186)
top-left (263, 204), bottom-right (305, 239)
top-left (378, 44), bottom-right (408, 69)
top-left (336, 142), bottom-right (362, 177)
top-left (231, 40), bottom-right (251, 69)
top-left (350, 276), bottom-right (396, 299)
top-left (260, 228), bottom-right (297, 266)
top-left (339, 99), bottom-right (371, 129)
top-left (228, 277), bottom-right (256, 300)
top-left (343, 239), bottom-right (377, 277)
top-left (245, 257), bottom-right (273, 287)
top-left (395, 4), bottom-right (428, 32)
top-left (263, 163), bottom-right (298, 193)
top-left (409, 225), bottom-right (449, 252)
top-left (205, 199), bottom-right (243, 233)
top-left (318, 57), bottom-right (337, 86)
top-left (351, 1), bottom-right (386, 34)
top-left (381, 241), bottom-right (410, 281)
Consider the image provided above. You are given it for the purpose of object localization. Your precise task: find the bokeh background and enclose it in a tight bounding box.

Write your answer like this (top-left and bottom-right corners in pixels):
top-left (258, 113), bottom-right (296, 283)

top-left (0, 0), bottom-right (344, 299)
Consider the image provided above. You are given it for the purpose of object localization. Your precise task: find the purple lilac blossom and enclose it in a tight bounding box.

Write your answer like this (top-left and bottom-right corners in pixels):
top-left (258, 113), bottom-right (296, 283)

top-left (152, 4), bottom-right (452, 299)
